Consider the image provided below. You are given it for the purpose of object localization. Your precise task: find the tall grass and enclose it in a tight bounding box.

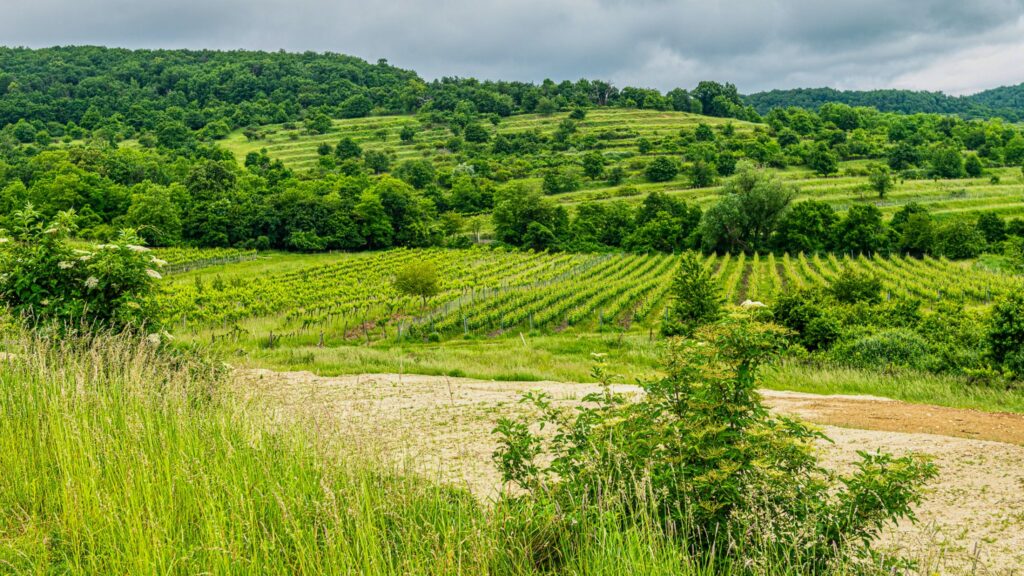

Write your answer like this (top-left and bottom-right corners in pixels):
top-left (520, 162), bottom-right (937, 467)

top-left (0, 333), bottom-right (702, 575)
top-left (0, 333), bottom-right (940, 574)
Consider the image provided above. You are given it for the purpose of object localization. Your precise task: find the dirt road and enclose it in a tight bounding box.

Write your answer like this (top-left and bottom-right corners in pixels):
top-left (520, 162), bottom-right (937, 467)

top-left (237, 370), bottom-right (1024, 574)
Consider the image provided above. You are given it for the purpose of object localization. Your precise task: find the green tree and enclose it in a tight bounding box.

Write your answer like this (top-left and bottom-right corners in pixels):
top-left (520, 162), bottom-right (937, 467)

top-left (774, 200), bottom-right (837, 253)
top-left (929, 145), bottom-right (965, 179)
top-left (123, 183), bottom-right (183, 247)
top-left (965, 153), bottom-right (984, 177)
top-left (645, 156), bottom-right (678, 182)
top-left (304, 113), bottom-right (333, 135)
top-left (0, 206), bottom-right (162, 332)
top-left (363, 150), bottom-right (390, 174)
top-left (335, 137), bottom-right (362, 160)
top-left (393, 261), bottom-right (439, 308)
top-left (399, 125), bottom-right (416, 143)
top-left (898, 213), bottom-right (935, 257)
top-left (867, 163), bottom-right (893, 198)
top-left (935, 220), bottom-right (985, 259)
top-left (580, 152), bottom-right (606, 179)
top-left (807, 143), bottom-right (838, 176)
top-left (339, 94), bottom-right (373, 118)
top-left (700, 163), bottom-right (795, 253)
top-left (661, 252), bottom-right (723, 337)
top-left (831, 205), bottom-right (889, 255)
top-left (988, 292), bottom-right (1024, 377)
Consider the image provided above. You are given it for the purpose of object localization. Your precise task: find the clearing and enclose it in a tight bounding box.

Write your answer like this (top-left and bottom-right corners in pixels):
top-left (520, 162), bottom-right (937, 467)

top-left (237, 370), bottom-right (1024, 574)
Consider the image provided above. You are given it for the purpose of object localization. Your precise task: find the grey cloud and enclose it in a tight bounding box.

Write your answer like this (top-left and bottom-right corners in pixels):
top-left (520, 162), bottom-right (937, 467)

top-left (2, 0), bottom-right (1023, 94)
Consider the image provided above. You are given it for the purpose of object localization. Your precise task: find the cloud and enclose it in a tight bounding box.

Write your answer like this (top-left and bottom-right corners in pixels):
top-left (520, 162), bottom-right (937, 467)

top-left (1, 0), bottom-right (1023, 94)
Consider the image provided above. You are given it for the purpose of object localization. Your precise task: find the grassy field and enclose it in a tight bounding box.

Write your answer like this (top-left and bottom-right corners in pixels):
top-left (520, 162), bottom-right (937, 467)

top-left (223, 108), bottom-right (1024, 221)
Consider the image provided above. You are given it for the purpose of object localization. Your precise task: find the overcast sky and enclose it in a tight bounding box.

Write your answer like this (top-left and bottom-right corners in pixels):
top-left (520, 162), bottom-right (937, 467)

top-left (3, 0), bottom-right (1024, 95)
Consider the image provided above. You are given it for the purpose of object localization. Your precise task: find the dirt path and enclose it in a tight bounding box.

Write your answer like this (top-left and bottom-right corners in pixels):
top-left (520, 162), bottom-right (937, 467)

top-left (236, 370), bottom-right (1024, 574)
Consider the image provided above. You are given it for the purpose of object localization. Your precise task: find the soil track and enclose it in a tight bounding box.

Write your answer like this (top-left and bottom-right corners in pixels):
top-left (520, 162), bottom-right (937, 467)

top-left (236, 370), bottom-right (1024, 574)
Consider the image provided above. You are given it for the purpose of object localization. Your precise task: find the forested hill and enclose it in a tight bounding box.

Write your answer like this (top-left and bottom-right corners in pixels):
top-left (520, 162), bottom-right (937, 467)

top-left (0, 46), bottom-right (757, 134)
top-left (744, 85), bottom-right (1024, 121)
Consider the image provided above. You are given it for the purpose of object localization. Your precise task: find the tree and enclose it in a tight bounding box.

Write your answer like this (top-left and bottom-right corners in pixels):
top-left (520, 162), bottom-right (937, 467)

top-left (807, 143), bottom-right (838, 176)
top-left (976, 212), bottom-right (1006, 245)
top-left (898, 213), bottom-right (935, 257)
top-left (123, 183), bottom-right (183, 247)
top-left (581, 152), bottom-right (606, 179)
top-left (774, 200), bottom-right (837, 253)
top-left (393, 261), bottom-right (439, 309)
top-left (363, 150), bottom-right (390, 174)
top-left (339, 94), bottom-right (373, 118)
top-left (492, 183), bottom-right (563, 246)
top-left (661, 252), bottom-right (723, 337)
top-left (304, 113), bottom-right (333, 135)
top-left (867, 163), bottom-right (893, 198)
top-left (965, 153), bottom-right (984, 177)
top-left (463, 123), bottom-right (489, 143)
top-left (988, 292), bottom-right (1024, 377)
top-left (645, 156), bottom-right (678, 182)
top-left (399, 125), bottom-right (416, 143)
top-left (700, 163), bottom-right (795, 253)
top-left (0, 206), bottom-right (162, 332)
top-left (689, 160), bottom-right (716, 188)
top-left (335, 137), bottom-right (362, 160)
top-left (394, 159), bottom-right (436, 189)
top-left (929, 145), bottom-right (965, 179)
top-left (935, 220), bottom-right (985, 259)
top-left (831, 205), bottom-right (889, 255)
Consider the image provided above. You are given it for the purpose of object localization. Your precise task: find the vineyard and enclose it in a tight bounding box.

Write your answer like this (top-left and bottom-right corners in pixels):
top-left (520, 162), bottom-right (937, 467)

top-left (221, 107), bottom-right (1024, 222)
top-left (160, 247), bottom-right (1022, 346)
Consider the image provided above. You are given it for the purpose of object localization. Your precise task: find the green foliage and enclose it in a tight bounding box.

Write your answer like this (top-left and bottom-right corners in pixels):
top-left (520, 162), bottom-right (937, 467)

top-left (828, 268), bottom-right (882, 304)
top-left (988, 292), bottom-right (1024, 377)
top-left (700, 163), bottom-right (794, 253)
top-left (935, 220), bottom-right (986, 259)
top-left (493, 314), bottom-right (936, 571)
top-left (808, 143), bottom-right (839, 175)
top-left (867, 163), bottom-right (893, 198)
top-left (644, 156), bottom-right (678, 182)
top-left (660, 252), bottom-right (722, 337)
top-left (0, 205), bottom-right (162, 332)
top-left (772, 290), bottom-right (841, 351)
top-left (833, 329), bottom-right (931, 370)
top-left (393, 260), bottom-right (440, 308)
top-left (335, 136), bottom-right (362, 160)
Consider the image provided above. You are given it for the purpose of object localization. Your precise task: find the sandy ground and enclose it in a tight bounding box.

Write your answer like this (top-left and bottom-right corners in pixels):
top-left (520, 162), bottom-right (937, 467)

top-left (236, 370), bottom-right (1024, 574)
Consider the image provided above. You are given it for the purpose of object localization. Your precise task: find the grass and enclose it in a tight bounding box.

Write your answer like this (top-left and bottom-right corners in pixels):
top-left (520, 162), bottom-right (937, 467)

top-left (0, 331), bottom-right (924, 575)
top-left (0, 332), bottom-right (702, 574)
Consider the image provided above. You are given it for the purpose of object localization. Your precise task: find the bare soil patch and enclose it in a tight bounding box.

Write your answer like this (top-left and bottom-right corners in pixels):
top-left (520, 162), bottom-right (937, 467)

top-left (236, 370), bottom-right (1024, 574)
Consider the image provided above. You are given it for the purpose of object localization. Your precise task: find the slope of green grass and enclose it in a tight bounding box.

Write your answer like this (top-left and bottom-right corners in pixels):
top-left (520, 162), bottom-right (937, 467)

top-left (225, 108), bottom-right (1024, 221)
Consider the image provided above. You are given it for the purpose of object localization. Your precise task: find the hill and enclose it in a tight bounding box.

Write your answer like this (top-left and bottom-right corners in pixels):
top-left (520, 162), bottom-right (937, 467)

top-left (744, 85), bottom-right (1024, 120)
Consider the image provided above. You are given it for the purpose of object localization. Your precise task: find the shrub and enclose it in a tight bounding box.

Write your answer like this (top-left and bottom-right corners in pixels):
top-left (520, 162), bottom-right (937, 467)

top-left (833, 328), bottom-right (932, 370)
top-left (828, 268), bottom-right (882, 304)
top-left (393, 261), bottom-right (440, 308)
top-left (0, 205), bottom-right (162, 333)
top-left (494, 314), bottom-right (936, 571)
top-left (660, 252), bottom-right (722, 337)
top-left (988, 292), bottom-right (1024, 378)
top-left (772, 289), bottom-right (841, 351)
top-left (644, 156), bottom-right (678, 182)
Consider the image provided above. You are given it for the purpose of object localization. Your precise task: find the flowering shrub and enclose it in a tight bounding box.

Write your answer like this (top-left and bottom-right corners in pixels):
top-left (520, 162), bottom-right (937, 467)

top-left (0, 204), bottom-right (163, 333)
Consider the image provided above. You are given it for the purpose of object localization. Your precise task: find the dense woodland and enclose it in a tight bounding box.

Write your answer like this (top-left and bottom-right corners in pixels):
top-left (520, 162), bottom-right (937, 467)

top-left (745, 85), bottom-right (1024, 120)
top-left (1, 46), bottom-right (1023, 264)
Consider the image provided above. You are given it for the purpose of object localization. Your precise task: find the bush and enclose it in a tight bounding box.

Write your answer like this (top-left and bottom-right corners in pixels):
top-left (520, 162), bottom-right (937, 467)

top-left (494, 314), bottom-right (936, 571)
top-left (772, 289), bottom-right (841, 351)
top-left (828, 268), bottom-right (882, 304)
top-left (833, 328), bottom-right (932, 370)
top-left (988, 292), bottom-right (1024, 378)
top-left (0, 205), bottom-right (162, 333)
top-left (660, 252), bottom-right (722, 337)
top-left (644, 156), bottom-right (678, 182)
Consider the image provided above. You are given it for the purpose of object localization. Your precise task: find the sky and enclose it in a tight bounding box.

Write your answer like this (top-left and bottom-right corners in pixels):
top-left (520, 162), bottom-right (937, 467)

top-left (3, 0), bottom-right (1024, 95)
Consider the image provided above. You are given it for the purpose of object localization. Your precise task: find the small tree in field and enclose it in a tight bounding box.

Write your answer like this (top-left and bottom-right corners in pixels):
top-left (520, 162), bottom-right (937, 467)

top-left (661, 252), bottom-right (723, 337)
top-left (394, 261), bottom-right (439, 309)
top-left (867, 163), bottom-right (893, 198)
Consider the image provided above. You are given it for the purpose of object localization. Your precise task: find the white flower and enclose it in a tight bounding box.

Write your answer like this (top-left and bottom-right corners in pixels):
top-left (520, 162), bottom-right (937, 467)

top-left (127, 245), bottom-right (151, 252)
top-left (78, 254), bottom-right (92, 261)
top-left (146, 333), bottom-right (162, 346)
top-left (150, 257), bottom-right (167, 267)
top-left (84, 276), bottom-right (99, 289)
top-left (145, 269), bottom-right (162, 280)
top-left (58, 261), bottom-right (75, 269)
top-left (0, 238), bottom-right (9, 243)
